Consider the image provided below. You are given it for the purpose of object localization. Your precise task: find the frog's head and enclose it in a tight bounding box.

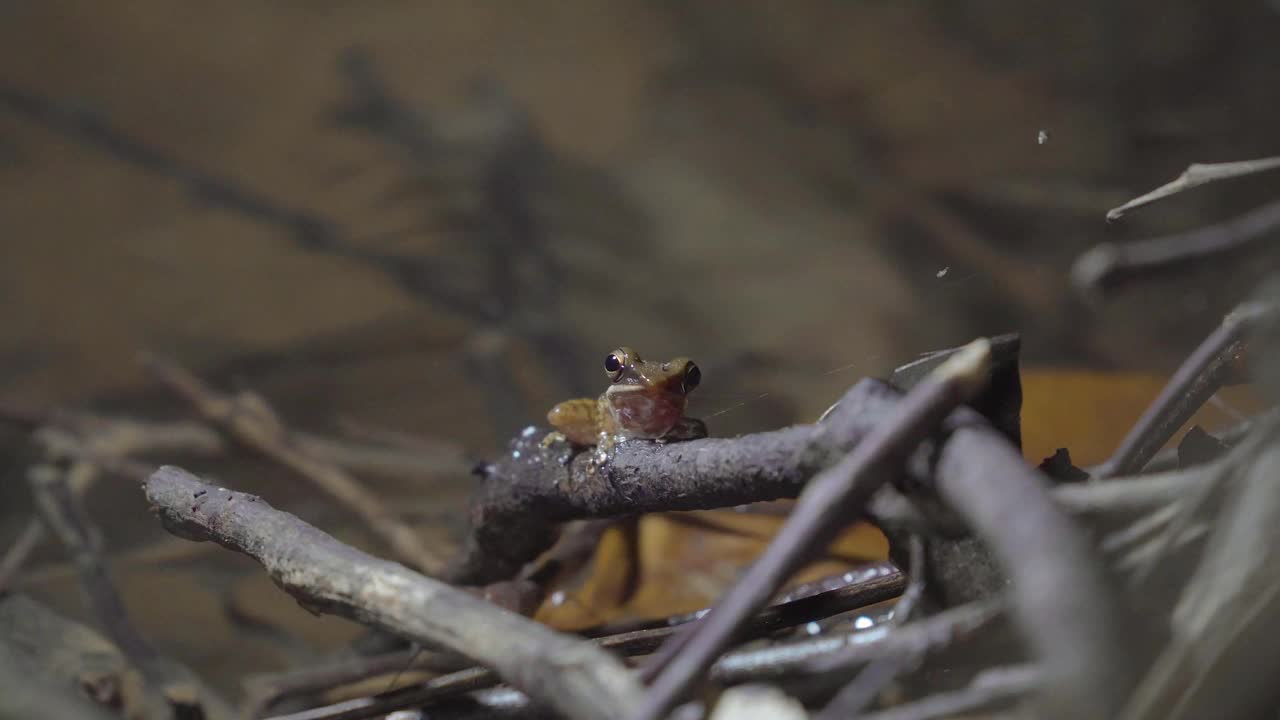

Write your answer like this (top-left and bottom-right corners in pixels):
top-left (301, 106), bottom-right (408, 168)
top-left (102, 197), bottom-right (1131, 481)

top-left (602, 347), bottom-right (700, 438)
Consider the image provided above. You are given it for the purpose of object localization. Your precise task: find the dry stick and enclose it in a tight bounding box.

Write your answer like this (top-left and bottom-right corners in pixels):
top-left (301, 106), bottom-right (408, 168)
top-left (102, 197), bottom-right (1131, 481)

top-left (1091, 301), bottom-right (1275, 479)
top-left (1105, 155), bottom-right (1280, 220)
top-left (263, 568), bottom-right (907, 720)
top-left (936, 423), bottom-right (1136, 719)
top-left (145, 466), bottom-right (641, 720)
top-left (633, 339), bottom-right (994, 720)
top-left (28, 463), bottom-right (232, 720)
top-left (143, 353), bottom-right (446, 574)
top-left (1074, 198), bottom-right (1280, 295)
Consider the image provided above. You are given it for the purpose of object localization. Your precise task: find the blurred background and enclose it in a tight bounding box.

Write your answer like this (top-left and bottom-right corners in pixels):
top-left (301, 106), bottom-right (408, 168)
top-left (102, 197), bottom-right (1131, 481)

top-left (2, 0), bottom-right (1279, 702)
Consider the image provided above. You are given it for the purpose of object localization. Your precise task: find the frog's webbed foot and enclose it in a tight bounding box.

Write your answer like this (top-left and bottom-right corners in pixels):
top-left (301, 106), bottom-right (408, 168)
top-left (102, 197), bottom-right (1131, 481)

top-left (588, 432), bottom-right (619, 468)
top-left (660, 417), bottom-right (708, 443)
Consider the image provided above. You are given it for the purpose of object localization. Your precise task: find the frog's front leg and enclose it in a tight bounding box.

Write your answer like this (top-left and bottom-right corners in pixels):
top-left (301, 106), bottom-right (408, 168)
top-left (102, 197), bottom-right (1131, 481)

top-left (659, 417), bottom-right (708, 443)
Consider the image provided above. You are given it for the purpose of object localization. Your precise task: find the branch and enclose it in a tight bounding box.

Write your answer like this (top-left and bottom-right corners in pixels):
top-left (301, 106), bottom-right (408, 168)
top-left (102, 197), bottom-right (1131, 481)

top-left (447, 333), bottom-right (1016, 586)
top-left (1092, 300), bottom-right (1274, 478)
top-left (1074, 199), bottom-right (1280, 297)
top-left (142, 466), bottom-right (641, 720)
top-left (1105, 156), bottom-right (1280, 220)
top-left (935, 421), bottom-right (1137, 719)
top-left (634, 339), bottom-right (994, 720)
top-left (446, 378), bottom-right (909, 585)
top-left (143, 353), bottom-right (446, 574)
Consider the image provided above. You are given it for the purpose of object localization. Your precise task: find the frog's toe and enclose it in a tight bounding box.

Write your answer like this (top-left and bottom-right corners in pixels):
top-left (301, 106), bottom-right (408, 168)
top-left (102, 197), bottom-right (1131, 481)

top-left (539, 431), bottom-right (568, 448)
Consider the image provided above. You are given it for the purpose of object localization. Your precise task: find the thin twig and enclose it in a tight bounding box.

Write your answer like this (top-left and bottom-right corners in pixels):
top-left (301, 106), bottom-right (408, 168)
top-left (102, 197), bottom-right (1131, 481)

top-left (263, 568), bottom-right (906, 720)
top-left (243, 648), bottom-right (469, 720)
top-left (855, 664), bottom-right (1040, 720)
top-left (1092, 301), bottom-right (1274, 479)
top-left (143, 353), bottom-right (446, 573)
top-left (1075, 198), bottom-right (1280, 295)
top-left (144, 465), bottom-right (641, 720)
top-left (634, 339), bottom-right (993, 720)
top-left (448, 379), bottom-right (899, 585)
top-left (1106, 156), bottom-right (1280, 220)
top-left (344, 600), bottom-right (1006, 720)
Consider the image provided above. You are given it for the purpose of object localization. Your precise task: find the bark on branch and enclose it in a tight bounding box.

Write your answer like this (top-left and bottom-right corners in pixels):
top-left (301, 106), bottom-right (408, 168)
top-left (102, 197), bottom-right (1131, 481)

top-left (142, 466), bottom-right (642, 720)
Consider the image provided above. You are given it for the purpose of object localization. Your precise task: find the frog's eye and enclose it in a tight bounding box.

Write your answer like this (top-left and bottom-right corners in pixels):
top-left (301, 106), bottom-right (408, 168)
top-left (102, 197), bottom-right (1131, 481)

top-left (604, 352), bottom-right (624, 380)
top-left (682, 363), bottom-right (701, 393)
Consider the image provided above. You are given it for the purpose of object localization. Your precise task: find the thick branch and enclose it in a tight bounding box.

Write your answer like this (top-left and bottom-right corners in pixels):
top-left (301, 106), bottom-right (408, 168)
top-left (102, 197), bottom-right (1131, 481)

top-left (446, 378), bottom-right (907, 585)
top-left (448, 334), bottom-right (1022, 586)
top-left (143, 466), bottom-right (641, 720)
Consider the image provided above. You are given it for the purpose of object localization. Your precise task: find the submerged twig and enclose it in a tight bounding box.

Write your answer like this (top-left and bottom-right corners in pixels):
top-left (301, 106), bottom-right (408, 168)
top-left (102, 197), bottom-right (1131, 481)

top-left (144, 466), bottom-right (641, 720)
top-left (266, 568), bottom-right (905, 720)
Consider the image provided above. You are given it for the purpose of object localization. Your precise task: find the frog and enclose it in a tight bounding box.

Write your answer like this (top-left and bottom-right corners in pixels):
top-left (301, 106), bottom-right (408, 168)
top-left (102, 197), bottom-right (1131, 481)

top-left (543, 346), bottom-right (707, 455)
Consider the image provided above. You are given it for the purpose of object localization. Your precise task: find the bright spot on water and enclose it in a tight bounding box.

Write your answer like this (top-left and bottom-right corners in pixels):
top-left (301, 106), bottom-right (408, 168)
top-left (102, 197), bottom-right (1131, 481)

top-left (806, 622), bottom-right (822, 635)
top-left (854, 615), bottom-right (874, 630)
top-left (521, 425), bottom-right (537, 438)
top-left (512, 450), bottom-right (521, 459)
